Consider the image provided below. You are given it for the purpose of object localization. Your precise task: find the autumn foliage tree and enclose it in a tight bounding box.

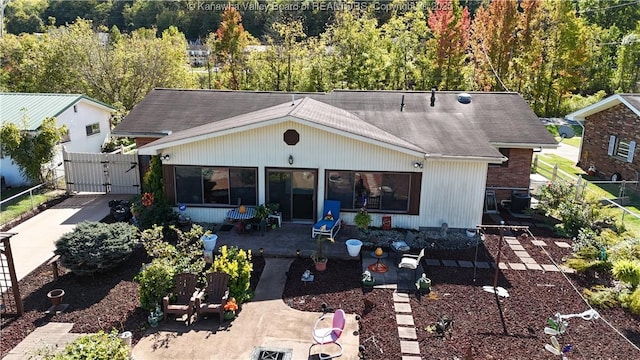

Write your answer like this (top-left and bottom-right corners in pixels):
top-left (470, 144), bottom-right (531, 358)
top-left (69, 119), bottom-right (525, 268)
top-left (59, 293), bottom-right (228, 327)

top-left (208, 7), bottom-right (255, 90)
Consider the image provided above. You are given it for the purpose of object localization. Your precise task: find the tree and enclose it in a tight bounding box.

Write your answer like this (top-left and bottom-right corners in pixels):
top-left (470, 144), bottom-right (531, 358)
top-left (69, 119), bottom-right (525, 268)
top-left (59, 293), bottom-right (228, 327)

top-left (470, 0), bottom-right (519, 91)
top-left (207, 7), bottom-right (255, 90)
top-left (614, 31), bottom-right (640, 92)
top-left (426, 0), bottom-right (471, 90)
top-left (0, 116), bottom-right (66, 184)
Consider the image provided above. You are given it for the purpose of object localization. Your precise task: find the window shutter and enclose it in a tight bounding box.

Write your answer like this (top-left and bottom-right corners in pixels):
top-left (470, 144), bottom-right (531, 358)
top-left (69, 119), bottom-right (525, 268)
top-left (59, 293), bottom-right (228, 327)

top-left (627, 141), bottom-right (636, 163)
top-left (608, 135), bottom-right (616, 156)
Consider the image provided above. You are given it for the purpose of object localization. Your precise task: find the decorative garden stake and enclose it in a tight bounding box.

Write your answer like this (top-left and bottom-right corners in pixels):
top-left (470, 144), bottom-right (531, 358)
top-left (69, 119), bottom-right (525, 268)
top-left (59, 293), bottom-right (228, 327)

top-left (543, 309), bottom-right (599, 357)
top-left (362, 270), bottom-right (375, 287)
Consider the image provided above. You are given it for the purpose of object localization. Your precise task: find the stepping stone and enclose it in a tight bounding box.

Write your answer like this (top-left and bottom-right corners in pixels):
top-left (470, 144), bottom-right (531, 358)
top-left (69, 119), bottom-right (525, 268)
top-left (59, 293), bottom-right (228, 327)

top-left (458, 260), bottom-right (473, 268)
top-left (441, 260), bottom-right (458, 267)
top-left (425, 259), bottom-right (441, 266)
top-left (525, 263), bottom-right (542, 270)
top-left (541, 264), bottom-right (561, 272)
top-left (505, 237), bottom-right (520, 244)
top-left (400, 340), bottom-right (421, 354)
top-left (509, 244), bottom-right (525, 251)
top-left (393, 292), bottom-right (410, 303)
top-left (396, 314), bottom-right (414, 326)
top-left (514, 250), bottom-right (530, 258)
top-left (498, 262), bottom-right (508, 269)
top-left (555, 241), bottom-right (571, 248)
top-left (559, 265), bottom-right (576, 273)
top-left (509, 263), bottom-right (527, 270)
top-left (475, 261), bottom-right (490, 269)
top-left (520, 257), bottom-right (537, 264)
top-left (394, 303), bottom-right (412, 313)
top-left (402, 357), bottom-right (422, 360)
top-left (531, 240), bottom-right (547, 246)
top-left (398, 326), bottom-right (417, 339)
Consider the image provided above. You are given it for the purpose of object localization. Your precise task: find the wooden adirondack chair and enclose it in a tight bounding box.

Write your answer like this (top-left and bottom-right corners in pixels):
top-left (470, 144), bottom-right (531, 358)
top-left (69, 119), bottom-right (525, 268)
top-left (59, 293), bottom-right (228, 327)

top-left (194, 271), bottom-right (230, 322)
top-left (163, 273), bottom-right (199, 325)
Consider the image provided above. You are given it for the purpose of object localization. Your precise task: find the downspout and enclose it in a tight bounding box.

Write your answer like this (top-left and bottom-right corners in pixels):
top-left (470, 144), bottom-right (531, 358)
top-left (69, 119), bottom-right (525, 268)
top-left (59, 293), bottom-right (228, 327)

top-left (570, 117), bottom-right (585, 167)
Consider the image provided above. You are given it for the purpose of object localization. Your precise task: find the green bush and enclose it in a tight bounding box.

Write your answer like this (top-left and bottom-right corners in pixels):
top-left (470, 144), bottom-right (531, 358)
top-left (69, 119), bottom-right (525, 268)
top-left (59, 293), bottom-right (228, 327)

top-left (54, 221), bottom-right (138, 276)
top-left (139, 224), bottom-right (206, 275)
top-left (212, 246), bottom-right (253, 304)
top-left (47, 330), bottom-right (130, 360)
top-left (609, 238), bottom-right (640, 262)
top-left (612, 260), bottom-right (640, 289)
top-left (135, 258), bottom-right (175, 311)
top-left (583, 286), bottom-right (619, 308)
top-left (629, 287), bottom-right (640, 315)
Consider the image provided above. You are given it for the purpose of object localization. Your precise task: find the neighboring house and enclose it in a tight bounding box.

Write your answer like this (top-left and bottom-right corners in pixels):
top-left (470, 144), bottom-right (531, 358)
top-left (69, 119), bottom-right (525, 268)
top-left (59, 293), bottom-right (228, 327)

top-left (566, 94), bottom-right (640, 182)
top-left (187, 41), bottom-right (210, 67)
top-left (113, 89), bottom-right (556, 230)
top-left (0, 93), bottom-right (116, 186)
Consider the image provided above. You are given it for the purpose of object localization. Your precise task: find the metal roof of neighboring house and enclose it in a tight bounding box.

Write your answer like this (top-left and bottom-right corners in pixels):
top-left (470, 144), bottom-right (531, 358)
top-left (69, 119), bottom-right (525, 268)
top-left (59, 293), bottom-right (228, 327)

top-left (565, 93), bottom-right (640, 120)
top-left (117, 89), bottom-right (557, 159)
top-left (0, 93), bottom-right (116, 130)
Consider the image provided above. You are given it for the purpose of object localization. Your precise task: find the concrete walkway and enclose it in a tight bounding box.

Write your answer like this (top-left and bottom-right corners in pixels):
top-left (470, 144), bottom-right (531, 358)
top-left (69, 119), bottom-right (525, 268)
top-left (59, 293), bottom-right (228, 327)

top-left (540, 141), bottom-right (580, 163)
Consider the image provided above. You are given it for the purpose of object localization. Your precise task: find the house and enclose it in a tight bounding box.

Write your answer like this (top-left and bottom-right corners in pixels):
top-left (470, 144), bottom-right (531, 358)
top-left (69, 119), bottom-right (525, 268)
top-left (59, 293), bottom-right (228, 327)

top-left (113, 89), bottom-right (556, 230)
top-left (566, 93), bottom-right (640, 182)
top-left (187, 41), bottom-right (210, 67)
top-left (0, 93), bottom-right (116, 186)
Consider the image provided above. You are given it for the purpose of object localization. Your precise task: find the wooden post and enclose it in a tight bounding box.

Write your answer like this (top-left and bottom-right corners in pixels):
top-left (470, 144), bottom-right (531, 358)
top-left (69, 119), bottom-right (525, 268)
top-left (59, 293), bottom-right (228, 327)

top-left (1, 233), bottom-right (23, 315)
top-left (47, 255), bottom-right (61, 281)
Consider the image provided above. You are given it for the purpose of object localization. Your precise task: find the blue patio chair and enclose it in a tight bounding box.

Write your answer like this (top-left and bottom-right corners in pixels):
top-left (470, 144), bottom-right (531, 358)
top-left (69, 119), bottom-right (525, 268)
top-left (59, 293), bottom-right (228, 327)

top-left (312, 200), bottom-right (341, 238)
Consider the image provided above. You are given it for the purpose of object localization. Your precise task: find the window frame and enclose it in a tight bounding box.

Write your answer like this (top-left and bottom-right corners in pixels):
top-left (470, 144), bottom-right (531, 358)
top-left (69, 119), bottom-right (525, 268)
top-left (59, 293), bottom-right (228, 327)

top-left (85, 123), bottom-right (100, 136)
top-left (173, 165), bottom-right (258, 207)
top-left (325, 170), bottom-right (416, 214)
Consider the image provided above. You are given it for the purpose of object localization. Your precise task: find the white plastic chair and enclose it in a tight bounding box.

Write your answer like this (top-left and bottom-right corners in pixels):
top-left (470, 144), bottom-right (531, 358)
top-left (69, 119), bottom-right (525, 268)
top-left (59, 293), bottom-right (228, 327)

top-left (310, 309), bottom-right (346, 360)
top-left (398, 248), bottom-right (425, 278)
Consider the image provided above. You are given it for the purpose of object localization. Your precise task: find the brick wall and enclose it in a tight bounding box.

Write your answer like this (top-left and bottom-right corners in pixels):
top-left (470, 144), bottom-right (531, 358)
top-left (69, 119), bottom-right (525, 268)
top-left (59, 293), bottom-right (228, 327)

top-left (580, 104), bottom-right (640, 181)
top-left (486, 148), bottom-right (533, 202)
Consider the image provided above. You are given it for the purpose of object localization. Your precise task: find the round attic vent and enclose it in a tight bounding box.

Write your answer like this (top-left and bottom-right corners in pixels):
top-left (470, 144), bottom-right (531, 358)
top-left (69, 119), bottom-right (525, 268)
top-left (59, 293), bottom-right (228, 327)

top-left (458, 93), bottom-right (472, 104)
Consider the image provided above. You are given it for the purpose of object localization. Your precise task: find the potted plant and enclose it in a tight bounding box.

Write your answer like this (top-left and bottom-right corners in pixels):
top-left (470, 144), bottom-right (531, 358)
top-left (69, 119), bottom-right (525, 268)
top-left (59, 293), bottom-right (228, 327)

top-left (224, 297), bottom-right (238, 320)
top-left (354, 208), bottom-right (372, 232)
top-left (253, 204), bottom-right (271, 234)
top-left (311, 235), bottom-right (334, 271)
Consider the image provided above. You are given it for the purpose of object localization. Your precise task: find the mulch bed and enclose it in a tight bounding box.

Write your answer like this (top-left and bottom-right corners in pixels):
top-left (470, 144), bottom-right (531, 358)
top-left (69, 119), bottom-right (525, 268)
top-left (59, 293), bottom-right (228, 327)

top-left (2, 205), bottom-right (639, 359)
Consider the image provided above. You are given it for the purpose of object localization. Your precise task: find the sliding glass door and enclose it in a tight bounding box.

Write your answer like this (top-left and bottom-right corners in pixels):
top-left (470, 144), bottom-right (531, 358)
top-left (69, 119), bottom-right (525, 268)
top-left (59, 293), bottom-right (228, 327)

top-left (267, 169), bottom-right (316, 222)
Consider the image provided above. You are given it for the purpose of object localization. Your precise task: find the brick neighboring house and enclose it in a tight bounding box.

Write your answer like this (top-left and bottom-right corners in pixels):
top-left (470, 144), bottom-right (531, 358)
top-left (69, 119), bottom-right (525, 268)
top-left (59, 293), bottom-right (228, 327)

top-left (566, 94), bottom-right (640, 182)
top-left (113, 89), bottom-right (556, 229)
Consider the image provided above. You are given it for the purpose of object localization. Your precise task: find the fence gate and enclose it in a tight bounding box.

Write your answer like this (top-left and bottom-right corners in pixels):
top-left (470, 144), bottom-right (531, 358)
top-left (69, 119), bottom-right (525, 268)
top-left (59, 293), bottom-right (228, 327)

top-left (63, 150), bottom-right (140, 194)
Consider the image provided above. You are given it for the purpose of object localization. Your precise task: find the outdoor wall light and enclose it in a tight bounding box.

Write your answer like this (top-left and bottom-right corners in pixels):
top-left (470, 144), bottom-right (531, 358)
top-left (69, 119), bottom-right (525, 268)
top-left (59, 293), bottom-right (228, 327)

top-left (296, 249), bottom-right (301, 257)
top-left (288, 155), bottom-right (294, 165)
top-left (259, 247), bottom-right (264, 256)
top-left (413, 161), bottom-right (423, 169)
top-left (160, 154), bottom-right (170, 161)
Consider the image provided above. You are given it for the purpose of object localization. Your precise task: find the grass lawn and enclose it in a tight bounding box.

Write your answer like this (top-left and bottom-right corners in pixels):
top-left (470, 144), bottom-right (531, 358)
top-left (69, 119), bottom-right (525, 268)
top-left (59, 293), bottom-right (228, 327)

top-left (0, 187), bottom-right (65, 226)
top-left (534, 153), bottom-right (640, 236)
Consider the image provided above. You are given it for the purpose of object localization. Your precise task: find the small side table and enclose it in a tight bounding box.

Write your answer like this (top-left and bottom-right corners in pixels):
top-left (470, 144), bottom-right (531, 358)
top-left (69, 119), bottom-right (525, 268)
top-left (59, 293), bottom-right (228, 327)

top-left (368, 251), bottom-right (389, 273)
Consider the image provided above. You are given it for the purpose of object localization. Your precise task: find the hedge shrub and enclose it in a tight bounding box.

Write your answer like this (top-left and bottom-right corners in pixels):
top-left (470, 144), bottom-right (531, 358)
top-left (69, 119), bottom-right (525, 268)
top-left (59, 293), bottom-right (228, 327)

top-left (212, 246), bottom-right (253, 304)
top-left (48, 330), bottom-right (130, 360)
top-left (54, 221), bottom-right (138, 276)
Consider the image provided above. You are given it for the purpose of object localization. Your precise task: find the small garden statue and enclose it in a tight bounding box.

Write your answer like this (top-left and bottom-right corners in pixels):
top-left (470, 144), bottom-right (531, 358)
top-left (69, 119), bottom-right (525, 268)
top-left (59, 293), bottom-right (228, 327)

top-left (148, 304), bottom-right (163, 327)
top-left (416, 273), bottom-right (431, 291)
top-left (362, 270), bottom-right (375, 287)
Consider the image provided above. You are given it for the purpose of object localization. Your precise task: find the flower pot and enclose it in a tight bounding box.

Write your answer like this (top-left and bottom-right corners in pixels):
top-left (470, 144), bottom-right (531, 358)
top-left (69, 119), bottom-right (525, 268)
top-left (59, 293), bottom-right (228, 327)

top-left (466, 229), bottom-right (476, 238)
top-left (315, 260), bottom-right (327, 272)
top-left (119, 331), bottom-right (133, 347)
top-left (346, 239), bottom-right (363, 257)
top-left (47, 289), bottom-right (65, 307)
top-left (224, 311), bottom-right (236, 320)
top-left (362, 280), bottom-right (375, 287)
top-left (202, 234), bottom-right (218, 252)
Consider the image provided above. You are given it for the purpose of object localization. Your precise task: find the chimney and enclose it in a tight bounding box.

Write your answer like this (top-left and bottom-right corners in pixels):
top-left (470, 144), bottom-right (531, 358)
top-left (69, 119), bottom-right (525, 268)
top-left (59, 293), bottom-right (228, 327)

top-left (291, 94), bottom-right (295, 106)
top-left (400, 95), bottom-right (405, 112)
top-left (430, 88), bottom-right (436, 107)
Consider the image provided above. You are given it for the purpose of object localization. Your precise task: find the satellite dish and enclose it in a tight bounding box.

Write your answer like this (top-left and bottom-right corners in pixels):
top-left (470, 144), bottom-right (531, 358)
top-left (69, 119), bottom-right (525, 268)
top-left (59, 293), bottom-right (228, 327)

top-left (558, 125), bottom-right (575, 141)
top-left (458, 93), bottom-right (472, 104)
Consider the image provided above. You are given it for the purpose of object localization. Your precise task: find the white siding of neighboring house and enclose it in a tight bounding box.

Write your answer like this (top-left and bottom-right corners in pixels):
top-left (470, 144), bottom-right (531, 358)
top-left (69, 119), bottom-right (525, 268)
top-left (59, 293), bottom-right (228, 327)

top-left (159, 119), bottom-right (488, 229)
top-left (1, 100), bottom-right (112, 186)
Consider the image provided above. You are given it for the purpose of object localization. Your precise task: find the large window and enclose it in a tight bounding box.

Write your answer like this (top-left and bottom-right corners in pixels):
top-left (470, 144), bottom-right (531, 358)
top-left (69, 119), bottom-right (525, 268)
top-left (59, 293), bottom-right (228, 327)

top-left (326, 171), bottom-right (412, 212)
top-left (175, 166), bottom-right (257, 206)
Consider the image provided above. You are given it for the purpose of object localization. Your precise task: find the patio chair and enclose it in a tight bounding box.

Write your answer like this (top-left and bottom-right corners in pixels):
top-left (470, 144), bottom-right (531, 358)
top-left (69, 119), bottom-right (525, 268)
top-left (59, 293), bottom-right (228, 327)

top-left (312, 200), bottom-right (341, 238)
top-left (194, 271), bottom-right (230, 322)
top-left (163, 273), bottom-right (199, 325)
top-left (398, 248), bottom-right (425, 280)
top-left (389, 231), bottom-right (416, 264)
top-left (310, 309), bottom-right (346, 360)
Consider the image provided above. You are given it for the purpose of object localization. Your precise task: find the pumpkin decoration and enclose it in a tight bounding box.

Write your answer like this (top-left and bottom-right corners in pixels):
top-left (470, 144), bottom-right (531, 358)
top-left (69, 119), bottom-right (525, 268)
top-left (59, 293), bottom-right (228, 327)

top-left (239, 205), bottom-right (246, 214)
top-left (375, 247), bottom-right (383, 257)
